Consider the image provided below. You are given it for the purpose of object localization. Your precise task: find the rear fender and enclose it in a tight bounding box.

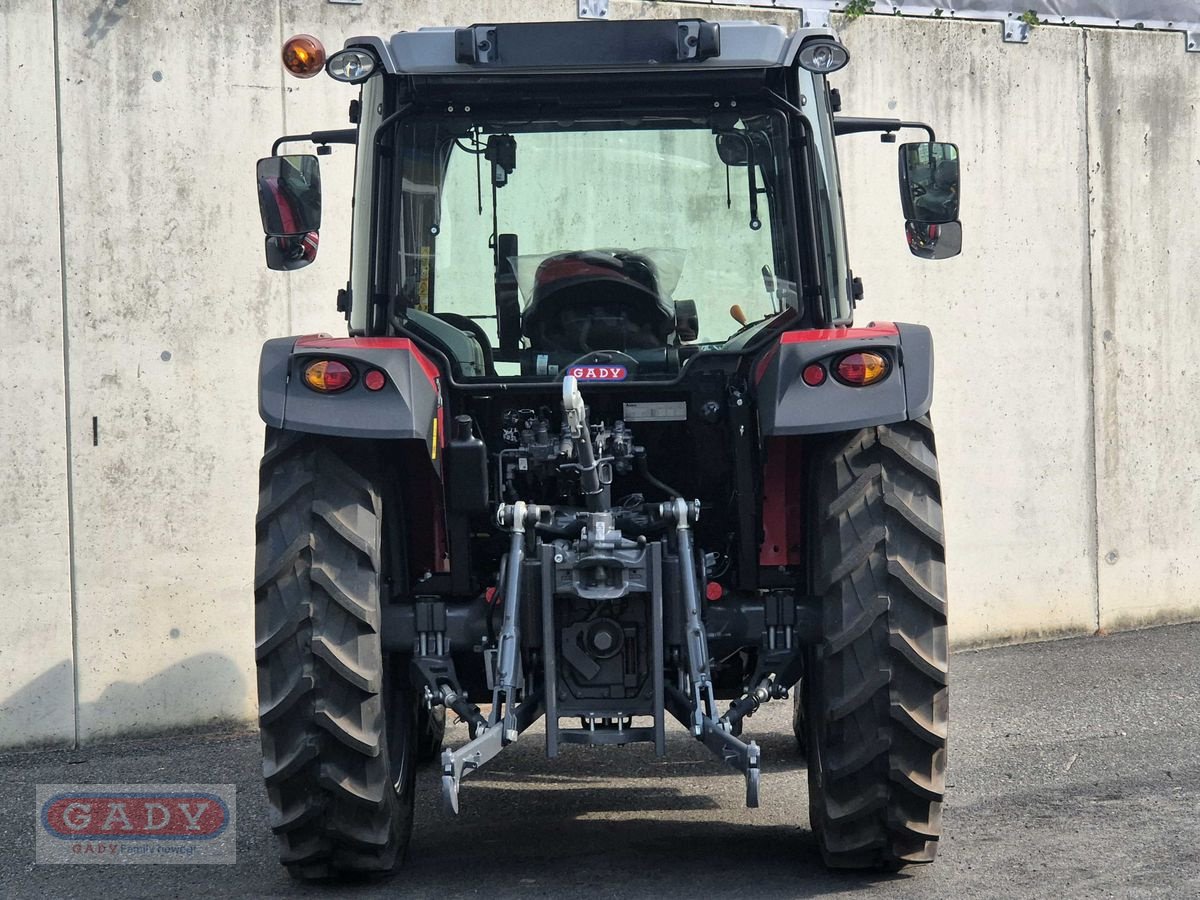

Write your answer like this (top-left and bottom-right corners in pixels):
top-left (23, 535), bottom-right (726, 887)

top-left (258, 335), bottom-right (444, 457)
top-left (754, 322), bottom-right (933, 435)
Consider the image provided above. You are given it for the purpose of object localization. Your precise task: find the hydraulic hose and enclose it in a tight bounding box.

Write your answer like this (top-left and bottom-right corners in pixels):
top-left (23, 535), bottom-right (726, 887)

top-left (636, 454), bottom-right (684, 500)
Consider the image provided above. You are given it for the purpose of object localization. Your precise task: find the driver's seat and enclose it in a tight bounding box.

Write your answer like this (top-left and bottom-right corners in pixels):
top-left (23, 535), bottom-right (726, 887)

top-left (521, 250), bottom-right (675, 354)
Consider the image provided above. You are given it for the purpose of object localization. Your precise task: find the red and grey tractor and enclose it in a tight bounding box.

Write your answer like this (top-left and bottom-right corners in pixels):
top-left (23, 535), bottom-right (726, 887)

top-left (253, 17), bottom-right (956, 879)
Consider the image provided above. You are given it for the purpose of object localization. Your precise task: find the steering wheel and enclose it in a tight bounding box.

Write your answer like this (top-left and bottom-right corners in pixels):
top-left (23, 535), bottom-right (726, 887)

top-left (559, 350), bottom-right (640, 380)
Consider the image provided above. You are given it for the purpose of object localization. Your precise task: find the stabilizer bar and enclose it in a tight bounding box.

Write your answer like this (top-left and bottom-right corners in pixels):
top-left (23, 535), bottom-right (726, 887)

top-left (441, 694), bottom-right (544, 814)
top-left (665, 684), bottom-right (761, 808)
top-left (663, 497), bottom-right (761, 808)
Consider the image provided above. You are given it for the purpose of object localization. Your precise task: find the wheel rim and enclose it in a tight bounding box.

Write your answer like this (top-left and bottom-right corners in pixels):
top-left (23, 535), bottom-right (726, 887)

top-left (383, 654), bottom-right (415, 795)
top-left (802, 653), bottom-right (830, 834)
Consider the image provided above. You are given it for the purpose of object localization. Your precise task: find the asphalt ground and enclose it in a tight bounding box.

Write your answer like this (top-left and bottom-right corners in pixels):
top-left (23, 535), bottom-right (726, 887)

top-left (2, 623), bottom-right (1198, 899)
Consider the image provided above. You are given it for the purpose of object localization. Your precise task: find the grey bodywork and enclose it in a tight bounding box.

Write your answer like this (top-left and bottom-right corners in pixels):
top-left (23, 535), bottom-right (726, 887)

top-left (260, 327), bottom-right (934, 442)
top-left (258, 337), bottom-right (440, 448)
top-left (756, 323), bottom-right (934, 435)
top-left (260, 324), bottom-right (934, 442)
top-left (344, 20), bottom-right (837, 76)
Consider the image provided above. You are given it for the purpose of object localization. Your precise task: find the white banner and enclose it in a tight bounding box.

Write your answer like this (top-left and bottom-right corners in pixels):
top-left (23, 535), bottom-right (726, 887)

top-left (678, 0), bottom-right (1198, 48)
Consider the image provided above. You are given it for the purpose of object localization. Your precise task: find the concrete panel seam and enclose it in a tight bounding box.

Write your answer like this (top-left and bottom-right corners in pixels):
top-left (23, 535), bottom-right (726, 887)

top-left (50, 0), bottom-right (81, 749)
top-left (1081, 28), bottom-right (1102, 635)
top-left (277, 0), bottom-right (294, 335)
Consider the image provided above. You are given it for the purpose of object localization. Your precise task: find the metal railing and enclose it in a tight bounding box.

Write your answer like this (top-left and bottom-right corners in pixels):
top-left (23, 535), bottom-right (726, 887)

top-left (579, 0), bottom-right (1198, 52)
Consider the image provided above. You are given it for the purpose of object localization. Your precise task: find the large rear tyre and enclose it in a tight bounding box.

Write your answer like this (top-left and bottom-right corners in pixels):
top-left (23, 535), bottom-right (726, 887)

top-left (805, 417), bottom-right (948, 869)
top-left (254, 429), bottom-right (416, 880)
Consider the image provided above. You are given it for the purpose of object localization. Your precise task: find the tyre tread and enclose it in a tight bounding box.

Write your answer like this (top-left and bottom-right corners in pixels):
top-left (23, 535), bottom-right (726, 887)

top-left (254, 428), bottom-right (410, 879)
top-left (807, 420), bottom-right (948, 870)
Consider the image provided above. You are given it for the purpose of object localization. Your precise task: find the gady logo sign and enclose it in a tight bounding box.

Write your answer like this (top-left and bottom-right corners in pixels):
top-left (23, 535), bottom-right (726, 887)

top-left (36, 785), bottom-right (236, 865)
top-left (568, 365), bottom-right (628, 382)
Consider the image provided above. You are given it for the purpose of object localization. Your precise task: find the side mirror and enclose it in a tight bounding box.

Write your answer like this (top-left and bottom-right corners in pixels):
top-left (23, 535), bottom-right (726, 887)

top-left (898, 142), bottom-right (959, 224)
top-left (257, 154), bottom-right (322, 237)
top-left (265, 232), bottom-right (320, 271)
top-left (905, 220), bottom-right (962, 260)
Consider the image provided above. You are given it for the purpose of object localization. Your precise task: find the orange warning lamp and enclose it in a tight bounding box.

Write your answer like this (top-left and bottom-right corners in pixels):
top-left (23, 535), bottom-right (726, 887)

top-left (282, 34), bottom-right (326, 79)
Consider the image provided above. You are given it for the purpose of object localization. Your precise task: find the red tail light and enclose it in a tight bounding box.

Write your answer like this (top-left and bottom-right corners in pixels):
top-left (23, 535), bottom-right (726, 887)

top-left (303, 359), bottom-right (353, 392)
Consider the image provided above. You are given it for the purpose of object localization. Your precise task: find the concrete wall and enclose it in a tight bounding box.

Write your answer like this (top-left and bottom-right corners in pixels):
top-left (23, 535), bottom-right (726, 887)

top-left (0, 0), bottom-right (1196, 747)
top-left (831, 16), bottom-right (1100, 645)
top-left (828, 17), bottom-right (1200, 641)
top-left (1, 1), bottom-right (75, 747)
top-left (1086, 29), bottom-right (1200, 631)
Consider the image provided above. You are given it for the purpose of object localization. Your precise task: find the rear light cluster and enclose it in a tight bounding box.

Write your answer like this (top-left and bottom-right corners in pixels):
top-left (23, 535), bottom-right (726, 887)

top-left (836, 351), bottom-right (889, 386)
top-left (801, 351), bottom-right (890, 388)
top-left (301, 359), bottom-right (387, 394)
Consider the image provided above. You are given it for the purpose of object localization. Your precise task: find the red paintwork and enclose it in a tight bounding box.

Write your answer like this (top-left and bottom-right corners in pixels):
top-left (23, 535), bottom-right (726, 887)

top-left (752, 343), bottom-right (779, 385)
top-left (297, 335), bottom-right (411, 349)
top-left (779, 322), bottom-right (897, 343)
top-left (759, 436), bottom-right (804, 567)
top-left (537, 258), bottom-right (626, 285)
top-left (395, 441), bottom-right (450, 575)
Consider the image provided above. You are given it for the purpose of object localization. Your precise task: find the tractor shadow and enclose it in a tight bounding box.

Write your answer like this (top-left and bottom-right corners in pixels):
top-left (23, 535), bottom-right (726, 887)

top-left (396, 772), bottom-right (915, 899)
top-left (380, 718), bottom-right (915, 899)
top-left (402, 816), bottom-right (909, 899)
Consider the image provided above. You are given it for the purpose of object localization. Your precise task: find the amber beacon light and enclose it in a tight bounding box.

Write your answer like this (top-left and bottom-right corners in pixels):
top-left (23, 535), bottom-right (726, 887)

top-left (282, 34), bottom-right (326, 78)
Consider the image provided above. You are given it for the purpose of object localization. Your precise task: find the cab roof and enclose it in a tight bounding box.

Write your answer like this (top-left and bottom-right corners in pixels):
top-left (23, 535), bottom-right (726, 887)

top-left (345, 19), bottom-right (838, 77)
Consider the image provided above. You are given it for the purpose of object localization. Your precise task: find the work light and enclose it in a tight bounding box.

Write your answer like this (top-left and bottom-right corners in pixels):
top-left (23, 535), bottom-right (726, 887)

top-left (327, 48), bottom-right (378, 83)
top-left (798, 37), bottom-right (849, 73)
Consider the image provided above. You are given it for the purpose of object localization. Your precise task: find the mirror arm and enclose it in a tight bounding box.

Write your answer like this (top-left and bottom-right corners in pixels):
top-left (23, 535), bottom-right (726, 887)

top-left (271, 128), bottom-right (358, 156)
top-left (746, 152), bottom-right (761, 232)
top-left (833, 116), bottom-right (936, 142)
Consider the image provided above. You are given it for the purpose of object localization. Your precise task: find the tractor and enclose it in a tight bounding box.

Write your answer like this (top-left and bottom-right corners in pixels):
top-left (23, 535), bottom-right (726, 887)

top-left (253, 16), bottom-right (956, 878)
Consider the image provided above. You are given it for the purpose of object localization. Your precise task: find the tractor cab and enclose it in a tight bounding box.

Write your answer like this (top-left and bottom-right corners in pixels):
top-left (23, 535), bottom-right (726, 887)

top-left (257, 19), bottom-right (961, 384)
